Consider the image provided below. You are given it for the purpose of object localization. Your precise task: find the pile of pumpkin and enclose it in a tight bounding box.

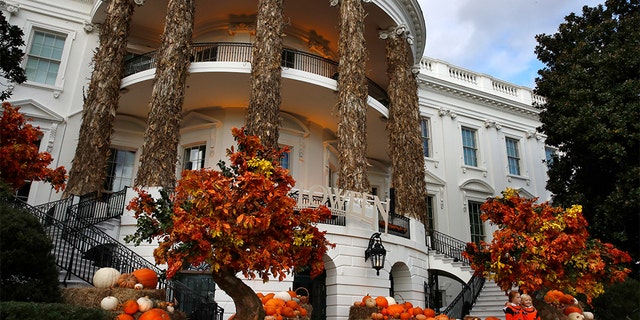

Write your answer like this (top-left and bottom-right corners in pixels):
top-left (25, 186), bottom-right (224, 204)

top-left (354, 294), bottom-right (447, 320)
top-left (258, 290), bottom-right (311, 320)
top-left (92, 267), bottom-right (175, 320)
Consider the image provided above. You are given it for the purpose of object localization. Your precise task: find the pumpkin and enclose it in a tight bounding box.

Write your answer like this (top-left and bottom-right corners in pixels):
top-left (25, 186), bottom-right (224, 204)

top-left (285, 300), bottom-right (298, 309)
top-left (132, 268), bottom-right (158, 289)
top-left (137, 296), bottom-right (154, 312)
top-left (435, 314), bottom-right (450, 320)
top-left (100, 296), bottom-right (119, 310)
top-left (423, 308), bottom-right (436, 317)
top-left (134, 283), bottom-right (144, 290)
top-left (116, 314), bottom-right (135, 320)
top-left (281, 306), bottom-right (295, 318)
top-left (93, 267), bottom-right (121, 288)
top-left (139, 308), bottom-right (171, 320)
top-left (118, 273), bottom-right (138, 288)
top-left (274, 291), bottom-right (292, 302)
top-left (400, 312), bottom-right (412, 320)
top-left (122, 299), bottom-right (139, 314)
top-left (372, 313), bottom-right (385, 320)
top-left (362, 294), bottom-right (373, 304)
top-left (415, 315), bottom-right (428, 320)
top-left (385, 296), bottom-right (397, 306)
top-left (375, 296), bottom-right (388, 307)
top-left (264, 305), bottom-right (277, 316)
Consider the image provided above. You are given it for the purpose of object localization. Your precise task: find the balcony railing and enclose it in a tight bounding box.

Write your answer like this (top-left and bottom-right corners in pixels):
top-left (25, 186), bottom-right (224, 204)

top-left (427, 229), bottom-right (470, 265)
top-left (123, 42), bottom-right (388, 105)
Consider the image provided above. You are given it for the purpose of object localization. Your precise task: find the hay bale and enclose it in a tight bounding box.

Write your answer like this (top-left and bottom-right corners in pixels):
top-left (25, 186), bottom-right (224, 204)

top-left (349, 305), bottom-right (378, 320)
top-left (61, 287), bottom-right (166, 308)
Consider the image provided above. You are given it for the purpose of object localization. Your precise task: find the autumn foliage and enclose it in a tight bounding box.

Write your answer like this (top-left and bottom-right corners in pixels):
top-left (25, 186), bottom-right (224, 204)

top-left (463, 188), bottom-right (631, 304)
top-left (126, 127), bottom-right (335, 281)
top-left (0, 101), bottom-right (66, 192)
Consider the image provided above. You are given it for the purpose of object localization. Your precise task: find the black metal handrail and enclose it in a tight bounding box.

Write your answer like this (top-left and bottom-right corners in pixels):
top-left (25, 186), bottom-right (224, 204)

top-left (35, 188), bottom-right (128, 228)
top-left (442, 274), bottom-right (485, 318)
top-left (427, 229), bottom-right (470, 265)
top-left (6, 196), bottom-right (224, 319)
top-left (123, 41), bottom-right (389, 105)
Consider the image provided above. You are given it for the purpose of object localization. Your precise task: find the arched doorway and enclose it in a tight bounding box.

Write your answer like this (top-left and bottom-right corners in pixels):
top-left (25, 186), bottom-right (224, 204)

top-left (293, 268), bottom-right (326, 320)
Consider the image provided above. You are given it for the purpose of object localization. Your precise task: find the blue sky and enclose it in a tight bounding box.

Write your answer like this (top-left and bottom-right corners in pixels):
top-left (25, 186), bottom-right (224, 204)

top-left (418, 0), bottom-right (603, 88)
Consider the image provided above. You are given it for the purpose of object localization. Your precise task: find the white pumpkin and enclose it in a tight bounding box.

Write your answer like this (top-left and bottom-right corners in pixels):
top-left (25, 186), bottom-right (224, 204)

top-left (100, 296), bottom-right (119, 310)
top-left (134, 283), bottom-right (144, 290)
top-left (93, 267), bottom-right (121, 288)
top-left (385, 296), bottom-right (396, 306)
top-left (273, 291), bottom-right (292, 302)
top-left (137, 296), bottom-right (154, 312)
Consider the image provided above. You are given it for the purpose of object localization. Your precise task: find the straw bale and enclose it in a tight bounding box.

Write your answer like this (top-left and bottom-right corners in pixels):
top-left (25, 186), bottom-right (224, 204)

top-left (61, 287), bottom-right (165, 308)
top-left (348, 305), bottom-right (378, 320)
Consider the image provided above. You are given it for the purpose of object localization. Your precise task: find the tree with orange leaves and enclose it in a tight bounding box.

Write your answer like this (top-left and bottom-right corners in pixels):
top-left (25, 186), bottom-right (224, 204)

top-left (463, 188), bottom-right (631, 304)
top-left (0, 101), bottom-right (66, 192)
top-left (126, 127), bottom-right (335, 320)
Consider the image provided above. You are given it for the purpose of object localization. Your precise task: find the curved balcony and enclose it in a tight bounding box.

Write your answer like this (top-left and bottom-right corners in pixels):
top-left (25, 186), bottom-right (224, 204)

top-left (123, 42), bottom-right (389, 106)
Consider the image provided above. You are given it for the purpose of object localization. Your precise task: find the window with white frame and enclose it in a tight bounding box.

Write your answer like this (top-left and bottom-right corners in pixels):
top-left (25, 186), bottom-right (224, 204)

top-left (468, 200), bottom-right (485, 245)
top-left (461, 127), bottom-right (478, 167)
top-left (426, 195), bottom-right (435, 230)
top-left (183, 145), bottom-right (206, 170)
top-left (421, 118), bottom-right (431, 158)
top-left (505, 137), bottom-right (521, 175)
top-left (25, 30), bottom-right (66, 85)
top-left (104, 148), bottom-right (136, 192)
top-left (280, 147), bottom-right (292, 172)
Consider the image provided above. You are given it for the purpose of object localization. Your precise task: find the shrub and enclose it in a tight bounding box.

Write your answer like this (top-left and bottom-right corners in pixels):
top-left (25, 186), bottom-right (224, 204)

top-left (0, 301), bottom-right (114, 320)
top-left (0, 202), bottom-right (61, 303)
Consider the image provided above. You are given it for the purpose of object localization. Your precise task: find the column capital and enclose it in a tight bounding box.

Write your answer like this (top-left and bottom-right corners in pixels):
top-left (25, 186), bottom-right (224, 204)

top-left (379, 25), bottom-right (413, 44)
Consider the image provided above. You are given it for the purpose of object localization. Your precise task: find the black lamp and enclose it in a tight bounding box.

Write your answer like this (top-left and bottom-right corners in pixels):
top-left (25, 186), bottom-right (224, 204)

top-left (364, 232), bottom-right (386, 276)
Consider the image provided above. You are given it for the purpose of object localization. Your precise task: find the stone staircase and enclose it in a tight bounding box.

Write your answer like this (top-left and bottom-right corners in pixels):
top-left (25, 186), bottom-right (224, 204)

top-left (468, 279), bottom-right (507, 320)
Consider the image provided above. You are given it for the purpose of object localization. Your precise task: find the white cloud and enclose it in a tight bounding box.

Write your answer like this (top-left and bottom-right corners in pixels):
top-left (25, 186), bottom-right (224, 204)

top-left (419, 0), bottom-right (603, 88)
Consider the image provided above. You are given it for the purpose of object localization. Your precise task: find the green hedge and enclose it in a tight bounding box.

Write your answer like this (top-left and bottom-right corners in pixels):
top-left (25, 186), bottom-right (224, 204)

top-left (0, 301), bottom-right (115, 320)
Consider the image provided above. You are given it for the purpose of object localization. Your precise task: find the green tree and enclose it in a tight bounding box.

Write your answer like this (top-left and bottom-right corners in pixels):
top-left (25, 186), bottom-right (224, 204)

top-left (0, 11), bottom-right (27, 101)
top-left (0, 199), bottom-right (62, 303)
top-left (534, 0), bottom-right (640, 266)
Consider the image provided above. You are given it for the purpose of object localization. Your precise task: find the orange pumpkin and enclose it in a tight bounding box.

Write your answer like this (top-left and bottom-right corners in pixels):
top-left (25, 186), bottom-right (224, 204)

top-left (285, 300), bottom-right (298, 309)
top-left (435, 314), bottom-right (450, 320)
top-left (139, 308), bottom-right (171, 320)
top-left (264, 306), bottom-right (277, 316)
top-left (400, 312), bottom-right (411, 320)
top-left (115, 314), bottom-right (135, 320)
top-left (265, 298), bottom-right (286, 308)
top-left (362, 294), bottom-right (373, 303)
top-left (132, 268), bottom-right (158, 289)
top-left (117, 273), bottom-right (138, 288)
top-left (281, 306), bottom-right (295, 318)
top-left (423, 308), bottom-right (436, 317)
top-left (413, 307), bottom-right (423, 315)
top-left (299, 308), bottom-right (308, 316)
top-left (375, 296), bottom-right (389, 308)
top-left (122, 299), bottom-right (139, 314)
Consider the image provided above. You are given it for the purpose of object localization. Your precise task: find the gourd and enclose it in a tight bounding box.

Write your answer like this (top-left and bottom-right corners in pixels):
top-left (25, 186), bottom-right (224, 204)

top-left (100, 296), bottom-right (119, 310)
top-left (364, 296), bottom-right (376, 307)
top-left (117, 273), bottom-right (138, 288)
top-left (115, 315), bottom-right (135, 320)
top-left (137, 296), bottom-right (154, 312)
top-left (415, 314), bottom-right (428, 320)
top-left (132, 268), bottom-right (158, 289)
top-left (423, 308), bottom-right (436, 317)
top-left (139, 308), bottom-right (171, 320)
top-left (122, 299), bottom-right (139, 314)
top-left (93, 267), bottom-right (121, 288)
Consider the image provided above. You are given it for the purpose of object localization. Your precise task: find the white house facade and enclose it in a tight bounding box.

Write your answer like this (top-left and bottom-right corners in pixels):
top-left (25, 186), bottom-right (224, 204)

top-left (2, 0), bottom-right (552, 319)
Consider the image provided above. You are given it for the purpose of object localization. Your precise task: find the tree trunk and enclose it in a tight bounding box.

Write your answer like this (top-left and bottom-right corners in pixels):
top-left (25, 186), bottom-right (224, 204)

top-left (336, 0), bottom-right (370, 193)
top-left (211, 267), bottom-right (265, 320)
top-left (385, 32), bottom-right (428, 224)
top-left (64, 0), bottom-right (134, 197)
top-left (246, 0), bottom-right (284, 149)
top-left (134, 0), bottom-right (195, 188)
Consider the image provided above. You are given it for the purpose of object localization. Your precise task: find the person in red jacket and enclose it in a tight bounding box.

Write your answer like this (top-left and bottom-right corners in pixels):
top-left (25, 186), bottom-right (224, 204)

top-left (503, 291), bottom-right (524, 320)
top-left (521, 294), bottom-right (540, 320)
